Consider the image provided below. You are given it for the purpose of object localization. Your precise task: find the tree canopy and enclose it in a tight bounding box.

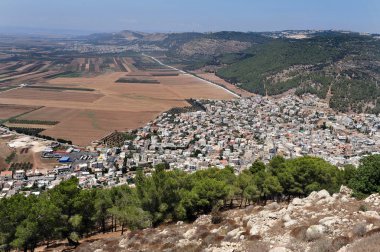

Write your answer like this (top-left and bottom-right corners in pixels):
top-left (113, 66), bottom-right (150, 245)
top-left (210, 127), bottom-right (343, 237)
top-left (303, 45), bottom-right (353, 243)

top-left (1, 155), bottom-right (379, 250)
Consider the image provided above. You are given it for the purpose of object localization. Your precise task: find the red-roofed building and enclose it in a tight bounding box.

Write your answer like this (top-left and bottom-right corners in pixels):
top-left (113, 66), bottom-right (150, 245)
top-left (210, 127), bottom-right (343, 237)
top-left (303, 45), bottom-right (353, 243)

top-left (0, 171), bottom-right (13, 181)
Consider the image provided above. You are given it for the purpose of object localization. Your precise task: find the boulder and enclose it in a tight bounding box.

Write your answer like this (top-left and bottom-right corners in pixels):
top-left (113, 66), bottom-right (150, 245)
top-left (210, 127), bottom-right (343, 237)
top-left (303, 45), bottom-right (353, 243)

top-left (339, 185), bottom-right (353, 196)
top-left (269, 247), bottom-right (290, 252)
top-left (249, 226), bottom-right (261, 236)
top-left (292, 197), bottom-right (303, 206)
top-left (119, 237), bottom-right (129, 248)
top-left (306, 225), bottom-right (326, 241)
top-left (265, 202), bottom-right (280, 210)
top-left (267, 212), bottom-right (278, 220)
top-left (364, 194), bottom-right (380, 205)
top-left (284, 220), bottom-right (298, 228)
top-left (226, 228), bottom-right (244, 240)
top-left (211, 227), bottom-right (221, 234)
top-left (306, 190), bottom-right (332, 202)
top-left (183, 227), bottom-right (197, 239)
top-left (317, 189), bottom-right (331, 199)
top-left (282, 214), bottom-right (292, 223)
top-left (319, 216), bottom-right (339, 228)
top-left (194, 214), bottom-right (211, 225)
top-left (361, 211), bottom-right (380, 220)
top-left (307, 191), bottom-right (318, 199)
top-left (340, 196), bottom-right (349, 203)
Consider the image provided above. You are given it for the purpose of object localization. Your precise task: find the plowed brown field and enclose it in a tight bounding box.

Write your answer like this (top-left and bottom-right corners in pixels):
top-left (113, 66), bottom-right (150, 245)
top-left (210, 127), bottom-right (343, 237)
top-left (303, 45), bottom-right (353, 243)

top-left (0, 59), bottom-right (235, 146)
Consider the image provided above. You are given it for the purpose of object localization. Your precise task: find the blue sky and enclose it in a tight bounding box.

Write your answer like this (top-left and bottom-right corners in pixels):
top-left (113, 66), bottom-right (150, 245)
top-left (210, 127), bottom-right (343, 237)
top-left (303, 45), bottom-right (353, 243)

top-left (0, 0), bottom-right (379, 34)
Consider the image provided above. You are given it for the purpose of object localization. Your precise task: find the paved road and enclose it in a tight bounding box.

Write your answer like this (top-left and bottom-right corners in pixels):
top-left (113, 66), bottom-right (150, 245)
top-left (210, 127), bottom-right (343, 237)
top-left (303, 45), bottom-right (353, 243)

top-left (143, 54), bottom-right (240, 98)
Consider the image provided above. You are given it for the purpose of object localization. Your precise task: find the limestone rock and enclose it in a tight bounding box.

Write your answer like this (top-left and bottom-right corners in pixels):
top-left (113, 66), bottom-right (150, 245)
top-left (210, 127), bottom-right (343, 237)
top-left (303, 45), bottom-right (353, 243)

top-left (364, 193), bottom-right (380, 205)
top-left (183, 227), bottom-right (197, 239)
top-left (306, 225), bottom-right (326, 241)
top-left (282, 214), bottom-right (292, 223)
top-left (226, 227), bottom-right (244, 240)
top-left (119, 237), bottom-right (128, 248)
top-left (360, 211), bottom-right (380, 220)
top-left (317, 189), bottom-right (331, 199)
top-left (284, 219), bottom-right (298, 228)
top-left (319, 216), bottom-right (340, 228)
top-left (265, 202), bottom-right (280, 210)
top-left (339, 185), bottom-right (353, 196)
top-left (292, 197), bottom-right (303, 206)
top-left (269, 247), bottom-right (290, 252)
top-left (249, 226), bottom-right (261, 236)
top-left (194, 214), bottom-right (211, 225)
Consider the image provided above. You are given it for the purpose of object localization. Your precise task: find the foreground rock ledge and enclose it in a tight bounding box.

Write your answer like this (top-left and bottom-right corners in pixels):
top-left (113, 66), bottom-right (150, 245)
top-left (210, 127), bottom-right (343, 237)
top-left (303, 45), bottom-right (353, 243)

top-left (76, 188), bottom-right (380, 252)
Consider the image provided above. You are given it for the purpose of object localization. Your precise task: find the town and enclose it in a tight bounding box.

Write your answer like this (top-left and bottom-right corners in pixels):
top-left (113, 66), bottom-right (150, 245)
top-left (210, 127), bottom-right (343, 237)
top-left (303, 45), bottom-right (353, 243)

top-left (1, 94), bottom-right (380, 198)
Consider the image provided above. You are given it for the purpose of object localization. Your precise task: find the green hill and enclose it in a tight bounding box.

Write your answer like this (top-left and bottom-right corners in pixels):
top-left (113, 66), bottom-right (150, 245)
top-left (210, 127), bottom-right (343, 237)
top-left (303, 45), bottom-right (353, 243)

top-left (215, 32), bottom-right (380, 113)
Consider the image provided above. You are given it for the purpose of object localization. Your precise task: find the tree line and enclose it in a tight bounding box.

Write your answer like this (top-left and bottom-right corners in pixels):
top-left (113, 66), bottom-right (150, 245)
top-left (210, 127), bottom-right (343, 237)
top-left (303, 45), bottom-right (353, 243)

top-left (1, 155), bottom-right (379, 251)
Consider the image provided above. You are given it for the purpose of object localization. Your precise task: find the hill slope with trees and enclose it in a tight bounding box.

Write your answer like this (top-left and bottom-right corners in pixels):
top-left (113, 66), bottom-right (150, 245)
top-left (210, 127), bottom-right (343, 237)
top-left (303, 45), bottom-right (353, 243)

top-left (91, 30), bottom-right (380, 114)
top-left (1, 155), bottom-right (380, 251)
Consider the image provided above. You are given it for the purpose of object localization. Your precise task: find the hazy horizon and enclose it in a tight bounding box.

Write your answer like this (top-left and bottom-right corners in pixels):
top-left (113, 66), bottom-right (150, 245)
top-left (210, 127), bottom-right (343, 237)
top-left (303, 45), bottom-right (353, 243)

top-left (0, 0), bottom-right (379, 35)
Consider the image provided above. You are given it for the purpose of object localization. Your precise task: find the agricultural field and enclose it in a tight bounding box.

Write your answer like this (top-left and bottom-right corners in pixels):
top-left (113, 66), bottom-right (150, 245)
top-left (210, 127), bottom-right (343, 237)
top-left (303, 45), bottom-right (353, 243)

top-left (0, 104), bottom-right (39, 120)
top-left (0, 88), bottom-right (104, 103)
top-left (0, 55), bottom-right (235, 146)
top-left (191, 71), bottom-right (253, 97)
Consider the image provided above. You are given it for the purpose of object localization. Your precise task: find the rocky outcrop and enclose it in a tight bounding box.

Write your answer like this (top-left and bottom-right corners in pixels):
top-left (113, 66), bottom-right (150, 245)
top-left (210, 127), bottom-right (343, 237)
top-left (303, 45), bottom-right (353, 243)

top-left (306, 225), bottom-right (326, 241)
top-left (76, 189), bottom-right (380, 252)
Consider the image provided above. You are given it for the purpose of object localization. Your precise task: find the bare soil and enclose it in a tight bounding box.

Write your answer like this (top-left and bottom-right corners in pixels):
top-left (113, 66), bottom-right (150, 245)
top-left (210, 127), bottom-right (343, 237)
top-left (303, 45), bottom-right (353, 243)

top-left (0, 104), bottom-right (38, 119)
top-left (0, 63), bottom-right (235, 146)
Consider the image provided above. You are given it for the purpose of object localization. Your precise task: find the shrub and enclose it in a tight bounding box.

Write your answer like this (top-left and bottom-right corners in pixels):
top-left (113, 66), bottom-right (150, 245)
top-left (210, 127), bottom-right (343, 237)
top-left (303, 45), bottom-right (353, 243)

top-left (331, 236), bottom-right (350, 251)
top-left (353, 222), bottom-right (367, 237)
top-left (210, 203), bottom-right (223, 225)
top-left (365, 227), bottom-right (380, 237)
top-left (290, 226), bottom-right (308, 241)
top-left (359, 204), bottom-right (368, 212)
top-left (309, 237), bottom-right (332, 252)
top-left (211, 213), bottom-right (223, 225)
top-left (245, 240), bottom-right (270, 252)
top-left (5, 151), bottom-right (16, 164)
top-left (349, 233), bottom-right (380, 252)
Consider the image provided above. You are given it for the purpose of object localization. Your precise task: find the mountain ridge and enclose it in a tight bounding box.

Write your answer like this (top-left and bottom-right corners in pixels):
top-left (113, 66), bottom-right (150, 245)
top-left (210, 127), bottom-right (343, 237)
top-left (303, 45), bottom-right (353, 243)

top-left (80, 29), bottom-right (380, 114)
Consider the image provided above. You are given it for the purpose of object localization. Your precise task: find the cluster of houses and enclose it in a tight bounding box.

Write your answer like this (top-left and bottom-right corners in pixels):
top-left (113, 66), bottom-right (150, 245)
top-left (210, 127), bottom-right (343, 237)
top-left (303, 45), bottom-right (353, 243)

top-left (128, 94), bottom-right (380, 171)
top-left (1, 93), bottom-right (380, 198)
top-left (0, 136), bottom-right (130, 198)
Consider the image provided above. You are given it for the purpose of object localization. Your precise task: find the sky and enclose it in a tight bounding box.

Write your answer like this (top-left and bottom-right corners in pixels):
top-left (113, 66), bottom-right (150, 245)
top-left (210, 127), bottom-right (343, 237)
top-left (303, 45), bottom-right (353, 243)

top-left (0, 0), bottom-right (379, 34)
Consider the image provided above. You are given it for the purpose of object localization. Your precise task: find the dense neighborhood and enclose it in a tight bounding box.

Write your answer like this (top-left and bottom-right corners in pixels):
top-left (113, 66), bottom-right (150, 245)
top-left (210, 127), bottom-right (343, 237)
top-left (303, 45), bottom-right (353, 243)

top-left (1, 94), bottom-right (380, 198)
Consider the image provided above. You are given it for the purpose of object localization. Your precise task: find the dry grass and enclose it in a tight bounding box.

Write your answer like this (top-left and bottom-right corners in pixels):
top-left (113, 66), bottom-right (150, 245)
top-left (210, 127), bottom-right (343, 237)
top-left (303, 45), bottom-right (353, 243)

top-left (348, 233), bottom-right (380, 252)
top-left (309, 237), bottom-right (332, 252)
top-left (353, 222), bottom-right (367, 238)
top-left (290, 226), bottom-right (308, 241)
top-left (244, 240), bottom-right (270, 252)
top-left (331, 236), bottom-right (351, 251)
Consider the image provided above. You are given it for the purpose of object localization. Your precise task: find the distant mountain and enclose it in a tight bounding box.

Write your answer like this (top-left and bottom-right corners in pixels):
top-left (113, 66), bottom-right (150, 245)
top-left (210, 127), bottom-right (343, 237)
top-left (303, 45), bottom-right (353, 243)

top-left (83, 30), bottom-right (380, 114)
